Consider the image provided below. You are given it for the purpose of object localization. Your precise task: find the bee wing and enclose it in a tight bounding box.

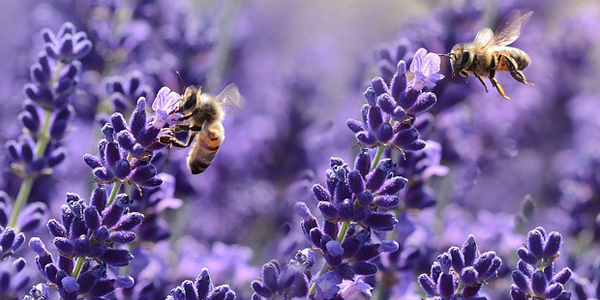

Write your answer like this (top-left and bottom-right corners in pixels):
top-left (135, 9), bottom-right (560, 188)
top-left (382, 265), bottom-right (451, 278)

top-left (215, 83), bottom-right (243, 113)
top-left (490, 11), bottom-right (533, 47)
top-left (473, 28), bottom-right (494, 46)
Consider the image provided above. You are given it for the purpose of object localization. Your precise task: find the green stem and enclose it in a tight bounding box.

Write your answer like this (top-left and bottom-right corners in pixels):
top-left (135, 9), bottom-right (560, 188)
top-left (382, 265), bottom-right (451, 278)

top-left (371, 145), bottom-right (385, 171)
top-left (8, 110), bottom-right (52, 229)
top-left (72, 256), bottom-right (85, 278)
top-left (106, 181), bottom-right (123, 207)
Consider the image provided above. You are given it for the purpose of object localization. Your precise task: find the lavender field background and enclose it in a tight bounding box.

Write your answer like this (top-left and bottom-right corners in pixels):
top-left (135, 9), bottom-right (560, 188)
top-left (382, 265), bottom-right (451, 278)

top-left (1, 0), bottom-right (600, 299)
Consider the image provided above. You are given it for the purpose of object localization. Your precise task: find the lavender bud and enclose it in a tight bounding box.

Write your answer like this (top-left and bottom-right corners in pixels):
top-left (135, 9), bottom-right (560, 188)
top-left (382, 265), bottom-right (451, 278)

top-left (528, 230), bottom-right (545, 260)
top-left (437, 252), bottom-right (452, 274)
top-left (339, 199), bottom-right (354, 220)
top-left (352, 261), bottom-right (378, 275)
top-left (364, 212), bottom-right (397, 231)
top-left (367, 107), bottom-right (383, 132)
top-left (449, 247), bottom-right (464, 273)
top-left (543, 232), bottom-right (562, 259)
top-left (531, 270), bottom-right (547, 296)
top-left (370, 77), bottom-right (388, 96)
top-left (462, 235), bottom-right (478, 266)
top-left (418, 274), bottom-right (437, 296)
top-left (517, 247), bottom-right (537, 265)
top-left (84, 206), bottom-right (101, 231)
top-left (312, 184), bottom-right (331, 202)
top-left (99, 248), bottom-right (133, 266)
top-left (437, 273), bottom-right (456, 298)
top-left (461, 267), bottom-right (479, 285)
top-left (553, 268), bottom-right (572, 284)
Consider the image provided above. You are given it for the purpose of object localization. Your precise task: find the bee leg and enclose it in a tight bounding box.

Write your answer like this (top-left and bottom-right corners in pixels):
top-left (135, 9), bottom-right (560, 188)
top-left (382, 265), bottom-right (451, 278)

top-left (158, 133), bottom-right (197, 148)
top-left (502, 54), bottom-right (534, 86)
top-left (475, 74), bottom-right (489, 93)
top-left (459, 71), bottom-right (469, 83)
top-left (490, 78), bottom-right (510, 100)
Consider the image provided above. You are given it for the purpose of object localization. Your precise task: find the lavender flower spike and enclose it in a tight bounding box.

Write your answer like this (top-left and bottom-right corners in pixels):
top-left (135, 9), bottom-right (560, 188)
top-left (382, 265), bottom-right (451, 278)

top-left (409, 48), bottom-right (444, 91)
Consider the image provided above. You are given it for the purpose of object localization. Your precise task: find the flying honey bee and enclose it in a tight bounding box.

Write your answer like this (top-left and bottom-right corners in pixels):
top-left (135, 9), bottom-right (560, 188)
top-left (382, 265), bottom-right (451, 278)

top-left (159, 84), bottom-right (241, 174)
top-left (444, 11), bottom-right (534, 100)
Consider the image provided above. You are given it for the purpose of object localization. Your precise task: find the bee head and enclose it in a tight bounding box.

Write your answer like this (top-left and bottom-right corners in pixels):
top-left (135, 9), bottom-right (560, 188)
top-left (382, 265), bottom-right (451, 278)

top-left (180, 86), bottom-right (201, 113)
top-left (449, 45), bottom-right (470, 77)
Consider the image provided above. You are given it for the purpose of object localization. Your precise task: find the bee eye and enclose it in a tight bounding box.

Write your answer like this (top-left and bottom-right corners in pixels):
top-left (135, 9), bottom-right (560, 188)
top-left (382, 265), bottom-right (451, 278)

top-left (460, 52), bottom-right (470, 65)
top-left (184, 94), bottom-right (196, 110)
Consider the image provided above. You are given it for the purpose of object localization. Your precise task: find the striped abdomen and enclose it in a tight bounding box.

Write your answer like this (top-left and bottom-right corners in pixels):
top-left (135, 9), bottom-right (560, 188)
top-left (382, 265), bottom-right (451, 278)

top-left (495, 47), bottom-right (531, 71)
top-left (187, 122), bottom-right (224, 174)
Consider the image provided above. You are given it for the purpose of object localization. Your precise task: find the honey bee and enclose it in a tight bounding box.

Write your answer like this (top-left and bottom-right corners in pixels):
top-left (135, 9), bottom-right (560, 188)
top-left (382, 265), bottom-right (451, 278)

top-left (445, 11), bottom-right (534, 100)
top-left (159, 84), bottom-right (241, 174)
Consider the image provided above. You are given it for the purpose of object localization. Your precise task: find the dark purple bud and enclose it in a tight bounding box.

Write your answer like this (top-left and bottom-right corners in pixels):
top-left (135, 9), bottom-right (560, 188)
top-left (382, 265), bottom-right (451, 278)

top-left (364, 87), bottom-right (377, 106)
top-left (0, 228), bottom-right (15, 251)
top-left (461, 267), bottom-right (479, 285)
top-left (140, 176), bottom-right (163, 187)
top-left (69, 216), bottom-right (87, 238)
top-left (373, 195), bottom-right (400, 209)
top-left (58, 255), bottom-right (73, 275)
top-left (312, 184), bottom-right (331, 202)
top-left (47, 219), bottom-right (67, 237)
top-left (353, 206), bottom-right (371, 221)
top-left (309, 228), bottom-right (324, 247)
top-left (104, 142), bottom-right (121, 168)
top-left (391, 61), bottom-right (407, 99)
top-left (19, 111), bottom-right (40, 133)
top-left (518, 260), bottom-right (535, 277)
top-left (437, 252), bottom-right (452, 274)
top-left (47, 147), bottom-right (67, 167)
top-left (532, 270), bottom-right (547, 296)
top-left (294, 202), bottom-right (313, 221)
top-left (116, 130), bottom-right (136, 152)
top-left (347, 170), bottom-right (364, 194)
top-left (110, 113), bottom-right (128, 133)
top-left (364, 212), bottom-right (397, 231)
top-left (370, 77), bottom-right (388, 96)
top-left (543, 232), bottom-right (562, 259)
top-left (113, 159), bottom-right (131, 179)
top-left (418, 274), bottom-right (437, 296)
top-left (354, 150), bottom-right (371, 178)
top-left (262, 261), bottom-right (279, 293)
top-left (89, 242), bottom-right (107, 257)
top-left (517, 247), bottom-right (537, 265)
top-left (367, 107), bottom-right (383, 132)
top-left (251, 281), bottom-right (272, 298)
top-left (473, 251), bottom-right (496, 275)
top-left (356, 131), bottom-right (377, 146)
top-left (99, 248), bottom-right (133, 266)
top-left (83, 154), bottom-right (102, 169)
top-left (366, 160), bottom-right (394, 191)
top-left (346, 119), bottom-right (364, 134)
top-left (140, 125), bottom-right (160, 146)
top-left (91, 186), bottom-right (107, 213)
top-left (74, 235), bottom-right (90, 255)
top-left (352, 261), bottom-right (378, 275)
top-left (553, 268), bottom-right (572, 285)
top-left (357, 190), bottom-right (374, 205)
top-left (54, 237), bottom-right (73, 255)
top-left (339, 235), bottom-right (359, 259)
top-left (14, 257), bottom-right (25, 272)
top-left (323, 221), bottom-right (339, 241)
top-left (110, 231), bottom-right (136, 243)
top-left (437, 273), bottom-right (456, 298)
top-left (88, 278), bottom-right (116, 297)
top-left (380, 240), bottom-right (399, 253)
top-left (339, 199), bottom-right (354, 220)
top-left (408, 92), bottom-right (437, 115)
top-left (399, 87), bottom-right (419, 109)
top-left (5, 141), bottom-right (21, 162)
top-left (44, 263), bottom-right (59, 284)
top-left (115, 212), bottom-right (144, 231)
top-left (102, 124), bottom-right (115, 142)
top-left (392, 126), bottom-right (419, 147)
top-left (20, 137), bottom-right (34, 163)
top-left (545, 283), bottom-right (563, 299)
top-left (335, 263), bottom-right (355, 280)
top-left (380, 177), bottom-right (408, 195)
top-left (84, 206), bottom-right (101, 231)
top-left (449, 247), bottom-right (464, 273)
top-left (128, 164), bottom-right (157, 182)
top-left (62, 276), bottom-right (80, 293)
top-left (317, 202), bottom-right (338, 219)
top-left (376, 123), bottom-right (393, 143)
top-left (130, 98), bottom-right (147, 139)
top-left (480, 256), bottom-right (502, 280)
top-left (354, 243), bottom-right (380, 261)
top-left (196, 268), bottom-right (213, 300)
top-left (326, 240), bottom-right (344, 257)
top-left (462, 235), bottom-right (478, 266)
top-left (528, 230), bottom-right (545, 260)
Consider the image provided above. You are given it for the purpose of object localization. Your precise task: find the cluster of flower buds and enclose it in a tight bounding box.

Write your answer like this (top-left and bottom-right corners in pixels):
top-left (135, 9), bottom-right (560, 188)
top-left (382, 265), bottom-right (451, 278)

top-left (105, 71), bottom-right (152, 112)
top-left (84, 97), bottom-right (168, 190)
top-left (511, 227), bottom-right (572, 300)
top-left (313, 151), bottom-right (405, 231)
top-left (347, 48), bottom-right (442, 154)
top-left (418, 235), bottom-right (502, 300)
top-left (167, 268), bottom-right (237, 300)
top-left (28, 186), bottom-right (140, 300)
top-left (251, 259), bottom-right (309, 300)
top-left (6, 22), bottom-right (91, 179)
top-left (295, 202), bottom-right (398, 299)
top-left (0, 191), bottom-right (46, 234)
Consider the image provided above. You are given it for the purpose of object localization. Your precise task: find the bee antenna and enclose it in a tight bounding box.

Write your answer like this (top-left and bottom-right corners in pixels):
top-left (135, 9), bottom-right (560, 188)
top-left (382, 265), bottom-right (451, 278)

top-left (176, 71), bottom-right (185, 88)
top-left (437, 53), bottom-right (451, 58)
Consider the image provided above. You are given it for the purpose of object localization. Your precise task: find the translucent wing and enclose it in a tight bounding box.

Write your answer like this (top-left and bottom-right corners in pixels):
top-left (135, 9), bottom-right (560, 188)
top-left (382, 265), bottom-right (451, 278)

top-left (490, 11), bottom-right (533, 47)
top-left (215, 83), bottom-right (243, 112)
top-left (473, 28), bottom-right (494, 45)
